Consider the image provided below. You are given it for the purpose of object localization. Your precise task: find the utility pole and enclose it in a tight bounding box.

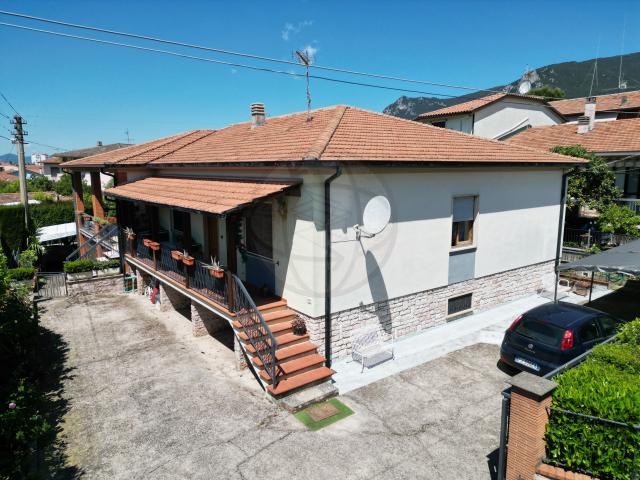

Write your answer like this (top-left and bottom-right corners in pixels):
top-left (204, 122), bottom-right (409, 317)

top-left (12, 115), bottom-right (29, 227)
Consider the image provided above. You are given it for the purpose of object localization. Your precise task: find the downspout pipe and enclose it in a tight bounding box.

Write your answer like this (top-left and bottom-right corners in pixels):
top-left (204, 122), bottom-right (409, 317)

top-left (553, 172), bottom-right (569, 302)
top-left (324, 165), bottom-right (342, 368)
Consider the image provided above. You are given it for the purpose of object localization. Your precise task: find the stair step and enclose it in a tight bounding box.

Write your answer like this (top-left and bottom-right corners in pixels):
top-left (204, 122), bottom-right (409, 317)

top-left (259, 354), bottom-right (326, 382)
top-left (262, 309), bottom-right (297, 324)
top-left (266, 367), bottom-right (335, 396)
top-left (235, 321), bottom-right (293, 341)
top-left (252, 342), bottom-right (317, 368)
top-left (243, 333), bottom-right (309, 354)
top-left (257, 300), bottom-right (288, 314)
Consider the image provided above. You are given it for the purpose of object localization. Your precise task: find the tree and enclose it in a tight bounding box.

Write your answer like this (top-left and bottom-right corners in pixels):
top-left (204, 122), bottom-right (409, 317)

top-left (597, 204), bottom-right (640, 236)
top-left (528, 86), bottom-right (566, 99)
top-left (52, 173), bottom-right (73, 196)
top-left (552, 145), bottom-right (621, 211)
top-left (26, 175), bottom-right (53, 192)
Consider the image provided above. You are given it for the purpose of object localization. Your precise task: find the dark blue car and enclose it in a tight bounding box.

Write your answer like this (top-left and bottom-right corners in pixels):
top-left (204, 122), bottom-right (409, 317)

top-left (499, 302), bottom-right (623, 376)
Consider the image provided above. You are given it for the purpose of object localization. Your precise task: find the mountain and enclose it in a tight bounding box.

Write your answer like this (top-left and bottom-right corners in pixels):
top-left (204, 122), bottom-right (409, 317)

top-left (0, 153), bottom-right (18, 163)
top-left (383, 52), bottom-right (640, 119)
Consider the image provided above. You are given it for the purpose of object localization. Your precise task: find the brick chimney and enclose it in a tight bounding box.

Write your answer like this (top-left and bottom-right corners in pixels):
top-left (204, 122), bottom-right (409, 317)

top-left (577, 116), bottom-right (590, 134)
top-left (584, 96), bottom-right (596, 130)
top-left (250, 103), bottom-right (266, 128)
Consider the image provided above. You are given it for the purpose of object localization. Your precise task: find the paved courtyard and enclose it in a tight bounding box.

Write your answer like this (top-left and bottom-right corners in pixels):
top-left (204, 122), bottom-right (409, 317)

top-left (42, 292), bottom-right (510, 479)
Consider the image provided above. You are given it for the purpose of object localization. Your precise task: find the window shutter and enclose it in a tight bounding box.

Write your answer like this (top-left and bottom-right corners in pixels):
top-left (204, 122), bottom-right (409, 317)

top-left (453, 196), bottom-right (475, 222)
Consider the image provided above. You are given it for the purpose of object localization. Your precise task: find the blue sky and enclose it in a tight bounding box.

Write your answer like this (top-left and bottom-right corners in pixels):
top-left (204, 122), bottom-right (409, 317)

top-left (0, 0), bottom-right (638, 155)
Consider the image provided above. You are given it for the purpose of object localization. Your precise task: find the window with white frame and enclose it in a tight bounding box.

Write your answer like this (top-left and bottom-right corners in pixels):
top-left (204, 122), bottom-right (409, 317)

top-left (451, 196), bottom-right (477, 247)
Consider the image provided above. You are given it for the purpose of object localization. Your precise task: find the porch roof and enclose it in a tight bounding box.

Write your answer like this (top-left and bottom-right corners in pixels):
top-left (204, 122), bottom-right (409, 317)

top-left (104, 176), bottom-right (300, 214)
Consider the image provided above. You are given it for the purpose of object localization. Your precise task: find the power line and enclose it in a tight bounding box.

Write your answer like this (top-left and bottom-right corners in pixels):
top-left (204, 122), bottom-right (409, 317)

top-left (0, 21), bottom-right (466, 99)
top-left (28, 140), bottom-right (66, 151)
top-left (0, 90), bottom-right (19, 115)
top-left (0, 110), bottom-right (9, 120)
top-left (0, 9), bottom-right (513, 97)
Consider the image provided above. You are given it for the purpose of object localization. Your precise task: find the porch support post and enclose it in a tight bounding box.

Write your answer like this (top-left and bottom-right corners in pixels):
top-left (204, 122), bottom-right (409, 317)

top-left (71, 171), bottom-right (86, 256)
top-left (90, 171), bottom-right (105, 257)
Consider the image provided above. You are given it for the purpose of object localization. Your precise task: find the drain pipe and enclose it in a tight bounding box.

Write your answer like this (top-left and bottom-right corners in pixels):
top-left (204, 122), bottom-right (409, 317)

top-left (553, 172), bottom-right (569, 302)
top-left (324, 165), bottom-right (342, 368)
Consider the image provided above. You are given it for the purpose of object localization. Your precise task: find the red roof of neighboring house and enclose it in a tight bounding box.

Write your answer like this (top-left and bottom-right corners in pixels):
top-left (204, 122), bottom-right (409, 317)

top-left (0, 191), bottom-right (70, 205)
top-left (550, 90), bottom-right (640, 116)
top-left (414, 93), bottom-right (560, 120)
top-left (26, 165), bottom-right (43, 175)
top-left (61, 105), bottom-right (580, 168)
top-left (0, 171), bottom-right (16, 182)
top-left (105, 177), bottom-right (300, 214)
top-left (507, 117), bottom-right (640, 153)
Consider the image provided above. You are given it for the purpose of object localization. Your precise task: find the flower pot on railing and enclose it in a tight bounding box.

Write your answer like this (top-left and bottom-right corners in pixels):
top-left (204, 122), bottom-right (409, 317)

top-left (143, 238), bottom-right (153, 248)
top-left (107, 216), bottom-right (117, 224)
top-left (171, 250), bottom-right (183, 261)
top-left (182, 255), bottom-right (195, 267)
top-left (149, 241), bottom-right (160, 251)
top-left (210, 268), bottom-right (224, 279)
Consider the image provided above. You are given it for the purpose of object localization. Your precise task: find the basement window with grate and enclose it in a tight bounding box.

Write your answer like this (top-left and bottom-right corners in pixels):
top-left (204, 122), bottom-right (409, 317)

top-left (447, 293), bottom-right (473, 318)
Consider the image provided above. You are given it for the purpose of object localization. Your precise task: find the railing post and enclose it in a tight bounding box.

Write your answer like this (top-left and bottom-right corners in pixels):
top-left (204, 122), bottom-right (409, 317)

top-left (226, 270), bottom-right (235, 311)
top-left (184, 264), bottom-right (190, 289)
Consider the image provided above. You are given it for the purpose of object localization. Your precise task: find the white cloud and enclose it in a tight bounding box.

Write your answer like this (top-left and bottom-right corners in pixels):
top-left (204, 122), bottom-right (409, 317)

top-left (281, 20), bottom-right (313, 41)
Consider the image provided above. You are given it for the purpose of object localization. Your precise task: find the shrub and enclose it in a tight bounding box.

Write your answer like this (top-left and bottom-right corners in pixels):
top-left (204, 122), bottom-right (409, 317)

top-left (7, 267), bottom-right (35, 281)
top-left (617, 318), bottom-right (640, 345)
top-left (93, 259), bottom-right (120, 270)
top-left (63, 259), bottom-right (94, 274)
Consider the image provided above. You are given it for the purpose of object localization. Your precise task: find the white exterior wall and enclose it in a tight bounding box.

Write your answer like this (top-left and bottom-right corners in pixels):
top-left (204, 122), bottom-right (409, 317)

top-left (327, 167), bottom-right (562, 314)
top-left (444, 115), bottom-right (473, 133)
top-left (473, 99), bottom-right (563, 139)
top-left (137, 166), bottom-right (562, 320)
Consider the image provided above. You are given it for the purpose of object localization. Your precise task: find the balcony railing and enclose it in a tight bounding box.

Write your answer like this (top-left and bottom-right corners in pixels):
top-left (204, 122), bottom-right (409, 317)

top-left (563, 228), bottom-right (636, 249)
top-left (615, 198), bottom-right (640, 215)
top-left (123, 229), bottom-right (279, 387)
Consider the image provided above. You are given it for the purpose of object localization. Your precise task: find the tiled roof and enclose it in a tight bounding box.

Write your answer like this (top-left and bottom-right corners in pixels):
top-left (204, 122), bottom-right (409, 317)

top-left (508, 118), bottom-right (640, 153)
top-left (0, 171), bottom-right (15, 182)
top-left (550, 90), bottom-right (640, 116)
top-left (105, 177), bottom-right (300, 214)
top-left (53, 142), bottom-right (132, 160)
top-left (414, 93), bottom-right (556, 120)
top-left (62, 105), bottom-right (580, 168)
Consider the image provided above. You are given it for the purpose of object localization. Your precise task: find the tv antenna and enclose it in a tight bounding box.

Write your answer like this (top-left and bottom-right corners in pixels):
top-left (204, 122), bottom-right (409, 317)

top-left (295, 49), bottom-right (312, 121)
top-left (617, 16), bottom-right (627, 90)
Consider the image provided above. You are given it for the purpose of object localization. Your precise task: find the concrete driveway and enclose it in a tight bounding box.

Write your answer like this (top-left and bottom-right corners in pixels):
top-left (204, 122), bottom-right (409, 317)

top-left (42, 292), bottom-right (508, 479)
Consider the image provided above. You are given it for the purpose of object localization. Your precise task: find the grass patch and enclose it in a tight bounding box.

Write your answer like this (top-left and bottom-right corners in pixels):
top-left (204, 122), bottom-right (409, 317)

top-left (294, 398), bottom-right (354, 431)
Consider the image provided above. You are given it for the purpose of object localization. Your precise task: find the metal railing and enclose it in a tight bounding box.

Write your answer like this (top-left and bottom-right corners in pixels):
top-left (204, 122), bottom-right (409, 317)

top-left (563, 228), bottom-right (636, 249)
top-left (66, 223), bottom-right (119, 261)
top-left (156, 246), bottom-right (186, 284)
top-left (189, 260), bottom-right (227, 306)
top-left (616, 198), bottom-right (640, 215)
top-left (229, 273), bottom-right (279, 388)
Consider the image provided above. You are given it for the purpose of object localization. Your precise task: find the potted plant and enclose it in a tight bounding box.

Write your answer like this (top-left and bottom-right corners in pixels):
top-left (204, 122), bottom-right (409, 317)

top-left (107, 216), bottom-right (117, 224)
top-left (182, 250), bottom-right (195, 267)
top-left (124, 227), bottom-right (136, 240)
top-left (292, 318), bottom-right (307, 336)
top-left (95, 259), bottom-right (120, 277)
top-left (64, 259), bottom-right (95, 282)
top-left (205, 256), bottom-right (224, 279)
top-left (171, 250), bottom-right (184, 261)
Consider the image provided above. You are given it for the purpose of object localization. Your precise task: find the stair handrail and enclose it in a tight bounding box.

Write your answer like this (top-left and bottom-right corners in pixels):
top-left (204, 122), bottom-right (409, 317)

top-left (229, 274), bottom-right (279, 389)
top-left (65, 223), bottom-right (119, 262)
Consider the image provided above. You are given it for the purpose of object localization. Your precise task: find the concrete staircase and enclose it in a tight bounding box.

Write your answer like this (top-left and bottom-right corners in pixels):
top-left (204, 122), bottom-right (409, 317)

top-left (232, 299), bottom-right (335, 397)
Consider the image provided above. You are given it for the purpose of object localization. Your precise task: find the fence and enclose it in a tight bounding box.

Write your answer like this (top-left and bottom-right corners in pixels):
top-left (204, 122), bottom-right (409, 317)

top-left (35, 272), bottom-right (67, 299)
top-left (563, 228), bottom-right (636, 249)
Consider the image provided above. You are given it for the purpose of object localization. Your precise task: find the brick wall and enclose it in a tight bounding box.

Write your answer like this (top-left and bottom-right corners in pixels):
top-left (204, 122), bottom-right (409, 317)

top-left (298, 259), bottom-right (554, 359)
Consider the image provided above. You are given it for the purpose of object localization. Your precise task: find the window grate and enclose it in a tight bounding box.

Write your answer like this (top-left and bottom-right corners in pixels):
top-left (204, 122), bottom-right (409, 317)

top-left (448, 293), bottom-right (472, 316)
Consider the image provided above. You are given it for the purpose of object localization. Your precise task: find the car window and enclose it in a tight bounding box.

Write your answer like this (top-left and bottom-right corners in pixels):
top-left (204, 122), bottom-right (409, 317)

top-left (579, 321), bottom-right (600, 342)
top-left (598, 316), bottom-right (620, 337)
top-left (513, 318), bottom-right (566, 347)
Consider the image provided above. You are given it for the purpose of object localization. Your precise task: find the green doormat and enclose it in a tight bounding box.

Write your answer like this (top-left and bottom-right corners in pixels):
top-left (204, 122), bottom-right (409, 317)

top-left (294, 398), bottom-right (354, 431)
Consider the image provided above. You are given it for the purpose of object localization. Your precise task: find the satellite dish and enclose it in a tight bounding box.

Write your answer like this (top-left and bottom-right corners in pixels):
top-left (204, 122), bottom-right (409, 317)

top-left (355, 195), bottom-right (391, 238)
top-left (518, 80), bottom-right (531, 94)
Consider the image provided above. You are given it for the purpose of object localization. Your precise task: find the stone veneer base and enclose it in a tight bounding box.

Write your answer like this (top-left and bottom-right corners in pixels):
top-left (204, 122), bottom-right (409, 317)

top-left (297, 260), bottom-right (555, 360)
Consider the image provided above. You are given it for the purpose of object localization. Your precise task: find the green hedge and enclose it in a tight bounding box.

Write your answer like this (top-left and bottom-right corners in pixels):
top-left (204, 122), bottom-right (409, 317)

top-left (63, 259), bottom-right (94, 274)
top-left (546, 318), bottom-right (640, 479)
top-left (7, 267), bottom-right (35, 281)
top-left (63, 259), bottom-right (120, 273)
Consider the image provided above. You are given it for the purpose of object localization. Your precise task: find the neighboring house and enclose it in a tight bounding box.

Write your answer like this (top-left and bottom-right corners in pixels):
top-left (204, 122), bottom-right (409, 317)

top-left (0, 163), bottom-right (43, 181)
top-left (44, 141), bottom-right (131, 185)
top-left (0, 191), bottom-right (70, 206)
top-left (414, 93), bottom-right (565, 140)
top-left (550, 90), bottom-right (640, 123)
top-left (0, 170), bottom-right (16, 183)
top-left (61, 104), bottom-right (581, 398)
top-left (508, 117), bottom-right (640, 213)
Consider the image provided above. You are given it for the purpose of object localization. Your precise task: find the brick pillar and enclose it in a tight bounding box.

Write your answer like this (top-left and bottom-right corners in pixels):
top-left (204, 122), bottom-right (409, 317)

top-left (506, 372), bottom-right (557, 480)
top-left (158, 284), bottom-right (189, 313)
top-left (71, 171), bottom-right (86, 255)
top-left (190, 301), bottom-right (228, 337)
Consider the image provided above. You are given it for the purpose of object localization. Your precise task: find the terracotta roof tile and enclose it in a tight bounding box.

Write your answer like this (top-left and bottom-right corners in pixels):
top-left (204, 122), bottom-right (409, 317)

top-left (414, 93), bottom-right (555, 120)
top-left (105, 177), bottom-right (299, 214)
top-left (508, 118), bottom-right (640, 153)
top-left (63, 105), bottom-right (580, 168)
top-left (550, 90), bottom-right (640, 116)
